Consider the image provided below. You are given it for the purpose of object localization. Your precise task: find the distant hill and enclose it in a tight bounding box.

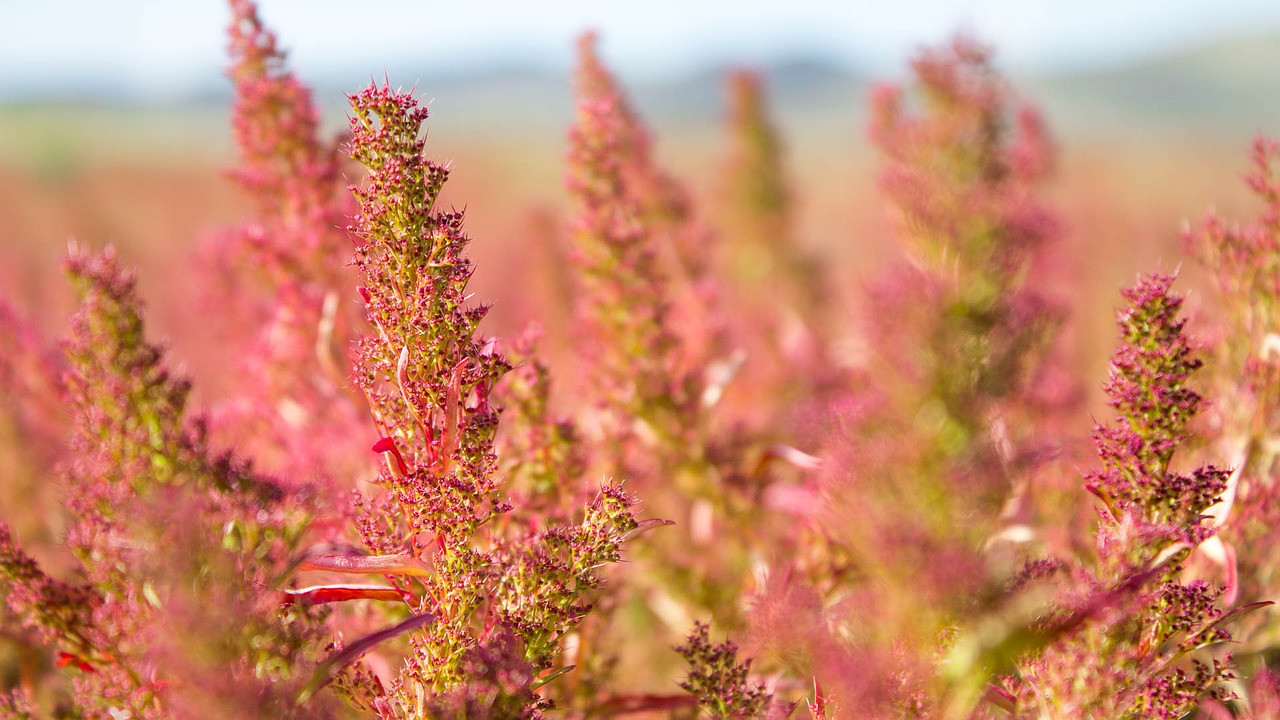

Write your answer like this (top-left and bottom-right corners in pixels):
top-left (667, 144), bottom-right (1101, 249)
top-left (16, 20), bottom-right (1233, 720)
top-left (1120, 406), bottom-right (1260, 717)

top-left (2, 32), bottom-right (1277, 167)
top-left (306, 33), bottom-right (1280, 140)
top-left (1021, 33), bottom-right (1280, 138)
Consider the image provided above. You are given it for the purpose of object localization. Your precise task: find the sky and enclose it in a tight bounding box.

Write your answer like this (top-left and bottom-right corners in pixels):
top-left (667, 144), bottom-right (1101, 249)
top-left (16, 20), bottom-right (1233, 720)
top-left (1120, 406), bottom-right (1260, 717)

top-left (3, 0), bottom-right (1280, 101)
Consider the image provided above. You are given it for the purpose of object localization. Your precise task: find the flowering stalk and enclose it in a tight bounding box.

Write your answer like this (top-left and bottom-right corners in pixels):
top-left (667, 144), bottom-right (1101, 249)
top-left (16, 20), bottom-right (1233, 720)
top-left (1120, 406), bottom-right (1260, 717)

top-left (567, 34), bottom-right (699, 462)
top-left (746, 37), bottom-right (1070, 715)
top-left (720, 70), bottom-right (792, 287)
top-left (1175, 137), bottom-right (1280, 715)
top-left (0, 247), bottom-right (324, 718)
top-left (342, 81), bottom-right (645, 714)
top-left (568, 35), bottom-right (793, 643)
top-left (1007, 274), bottom-right (1247, 718)
top-left (226, 0), bottom-right (347, 264)
top-left (712, 70), bottom-right (851, 472)
top-left (675, 622), bottom-right (773, 718)
top-left (1189, 137), bottom-right (1280, 606)
top-left (866, 35), bottom-right (1063, 434)
top-left (718, 70), bottom-right (828, 356)
top-left (208, 0), bottom-right (367, 484)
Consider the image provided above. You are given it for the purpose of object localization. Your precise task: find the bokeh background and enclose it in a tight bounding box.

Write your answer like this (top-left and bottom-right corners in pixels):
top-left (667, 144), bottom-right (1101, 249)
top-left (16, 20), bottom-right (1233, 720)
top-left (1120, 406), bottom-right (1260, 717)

top-left (2, 0), bottom-right (1279, 412)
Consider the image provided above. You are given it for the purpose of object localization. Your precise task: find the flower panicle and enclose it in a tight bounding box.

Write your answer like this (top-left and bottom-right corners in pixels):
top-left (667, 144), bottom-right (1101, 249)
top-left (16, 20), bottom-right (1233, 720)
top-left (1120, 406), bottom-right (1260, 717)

top-left (344, 83), bottom-right (504, 699)
top-left (1085, 273), bottom-right (1228, 540)
top-left (491, 484), bottom-right (641, 670)
top-left (567, 34), bottom-right (680, 425)
top-left (227, 0), bottom-right (344, 235)
top-left (676, 622), bottom-right (773, 719)
top-left (1184, 136), bottom-right (1280, 662)
top-left (1011, 273), bottom-right (1240, 719)
top-left (8, 246), bottom-right (325, 717)
top-left (869, 34), bottom-right (1056, 284)
top-left (568, 33), bottom-right (725, 447)
top-left (1186, 137), bottom-right (1280, 469)
top-left (346, 80), bottom-right (510, 550)
top-left (724, 70), bottom-right (789, 230)
top-left (863, 34), bottom-right (1066, 431)
top-left (343, 82), bottom-right (656, 712)
top-left (718, 69), bottom-right (831, 385)
top-left (751, 36), bottom-right (1070, 716)
top-left (211, 0), bottom-right (367, 486)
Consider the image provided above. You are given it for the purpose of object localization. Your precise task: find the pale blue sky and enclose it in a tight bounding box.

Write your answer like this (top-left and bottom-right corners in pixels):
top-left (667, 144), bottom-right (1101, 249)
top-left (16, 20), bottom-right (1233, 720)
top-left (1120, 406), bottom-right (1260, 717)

top-left (4, 0), bottom-right (1280, 101)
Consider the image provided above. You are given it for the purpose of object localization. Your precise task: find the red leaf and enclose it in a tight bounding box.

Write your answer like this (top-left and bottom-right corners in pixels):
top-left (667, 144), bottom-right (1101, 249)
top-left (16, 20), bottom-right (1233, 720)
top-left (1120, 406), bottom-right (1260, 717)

top-left (372, 436), bottom-right (409, 476)
top-left (282, 584), bottom-right (409, 606)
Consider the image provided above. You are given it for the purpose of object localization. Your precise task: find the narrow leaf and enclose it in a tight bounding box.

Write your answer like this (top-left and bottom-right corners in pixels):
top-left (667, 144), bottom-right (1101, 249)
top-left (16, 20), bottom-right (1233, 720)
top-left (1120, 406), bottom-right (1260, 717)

top-left (298, 552), bottom-right (432, 577)
top-left (281, 584), bottom-right (409, 607)
top-left (297, 612), bottom-right (436, 704)
top-left (530, 664), bottom-right (576, 690)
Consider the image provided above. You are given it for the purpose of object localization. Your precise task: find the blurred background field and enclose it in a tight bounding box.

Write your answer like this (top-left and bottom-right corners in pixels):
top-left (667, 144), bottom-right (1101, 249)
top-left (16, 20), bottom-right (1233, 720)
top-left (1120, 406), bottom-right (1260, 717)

top-left (1, 9), bottom-right (1279, 427)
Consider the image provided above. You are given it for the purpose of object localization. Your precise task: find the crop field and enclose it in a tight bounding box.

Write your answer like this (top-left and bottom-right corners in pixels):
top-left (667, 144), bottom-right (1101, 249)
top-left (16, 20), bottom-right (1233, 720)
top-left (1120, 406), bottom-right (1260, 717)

top-left (1, 2), bottom-right (1279, 718)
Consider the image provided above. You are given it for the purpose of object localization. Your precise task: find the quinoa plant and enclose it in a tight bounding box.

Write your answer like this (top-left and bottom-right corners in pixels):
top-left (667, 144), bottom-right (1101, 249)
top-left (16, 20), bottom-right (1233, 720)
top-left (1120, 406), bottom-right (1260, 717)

top-left (1004, 273), bottom-right (1257, 718)
top-left (333, 79), bottom-right (650, 715)
top-left (0, 247), bottom-right (326, 718)
top-left (717, 69), bottom-right (828, 366)
top-left (1187, 135), bottom-right (1280, 700)
top-left (567, 34), bottom-right (780, 636)
top-left (206, 0), bottom-right (367, 485)
top-left (864, 36), bottom-right (1066, 444)
top-left (718, 71), bottom-right (795, 292)
top-left (561, 44), bottom-right (846, 717)
top-left (744, 37), bottom-right (1070, 716)
top-left (567, 33), bottom-right (719, 479)
top-left (711, 70), bottom-right (846, 459)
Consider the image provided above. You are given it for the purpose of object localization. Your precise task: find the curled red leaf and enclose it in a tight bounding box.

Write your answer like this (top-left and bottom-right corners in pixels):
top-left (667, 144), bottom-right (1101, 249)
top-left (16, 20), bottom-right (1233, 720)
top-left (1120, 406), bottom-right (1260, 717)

top-left (372, 436), bottom-right (409, 476)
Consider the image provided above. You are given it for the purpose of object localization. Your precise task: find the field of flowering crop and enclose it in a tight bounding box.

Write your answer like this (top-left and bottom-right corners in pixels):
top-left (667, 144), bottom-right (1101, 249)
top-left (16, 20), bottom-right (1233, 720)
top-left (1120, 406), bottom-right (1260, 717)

top-left (2, 1), bottom-right (1280, 718)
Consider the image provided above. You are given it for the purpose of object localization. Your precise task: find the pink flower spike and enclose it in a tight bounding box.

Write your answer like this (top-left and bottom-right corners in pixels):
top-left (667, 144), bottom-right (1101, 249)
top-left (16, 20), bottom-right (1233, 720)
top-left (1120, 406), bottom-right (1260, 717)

top-left (372, 436), bottom-right (409, 476)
